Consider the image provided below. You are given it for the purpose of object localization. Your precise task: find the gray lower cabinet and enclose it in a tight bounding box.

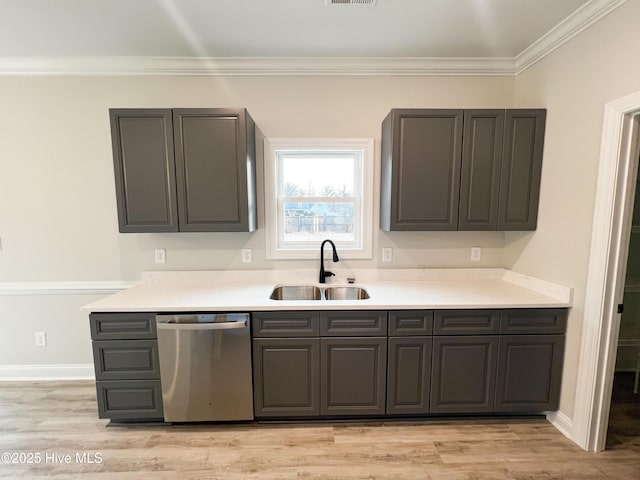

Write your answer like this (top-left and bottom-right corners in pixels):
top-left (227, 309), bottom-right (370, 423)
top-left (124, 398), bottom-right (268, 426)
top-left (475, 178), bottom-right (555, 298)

top-left (494, 335), bottom-right (564, 412)
top-left (252, 311), bottom-right (388, 418)
top-left (95, 380), bottom-right (163, 420)
top-left (89, 313), bottom-right (163, 421)
top-left (321, 337), bottom-right (387, 416)
top-left (380, 108), bottom-right (546, 232)
top-left (252, 338), bottom-right (320, 417)
top-left (109, 108), bottom-right (257, 233)
top-left (430, 336), bottom-right (499, 413)
top-left (386, 337), bottom-right (432, 415)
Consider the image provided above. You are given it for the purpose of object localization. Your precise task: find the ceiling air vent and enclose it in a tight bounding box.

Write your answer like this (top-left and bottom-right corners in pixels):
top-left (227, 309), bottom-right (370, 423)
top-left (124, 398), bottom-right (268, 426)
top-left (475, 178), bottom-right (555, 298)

top-left (326, 0), bottom-right (377, 5)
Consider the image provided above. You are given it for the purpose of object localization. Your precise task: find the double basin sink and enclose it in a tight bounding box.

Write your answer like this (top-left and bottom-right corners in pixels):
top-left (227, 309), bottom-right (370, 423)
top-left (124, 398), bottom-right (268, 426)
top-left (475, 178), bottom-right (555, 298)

top-left (270, 285), bottom-right (369, 301)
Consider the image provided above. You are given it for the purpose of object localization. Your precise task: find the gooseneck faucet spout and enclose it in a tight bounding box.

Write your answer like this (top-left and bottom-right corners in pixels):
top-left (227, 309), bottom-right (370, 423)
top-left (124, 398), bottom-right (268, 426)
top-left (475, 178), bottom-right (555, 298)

top-left (319, 239), bottom-right (339, 284)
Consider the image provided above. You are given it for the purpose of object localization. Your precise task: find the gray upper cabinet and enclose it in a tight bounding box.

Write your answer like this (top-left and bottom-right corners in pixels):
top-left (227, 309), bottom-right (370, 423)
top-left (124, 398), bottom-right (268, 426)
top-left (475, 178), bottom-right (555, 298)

top-left (110, 109), bottom-right (178, 233)
top-left (459, 110), bottom-right (504, 230)
top-left (381, 108), bottom-right (546, 231)
top-left (109, 108), bottom-right (257, 233)
top-left (381, 109), bottom-right (464, 231)
top-left (497, 109), bottom-right (546, 230)
top-left (173, 109), bottom-right (256, 232)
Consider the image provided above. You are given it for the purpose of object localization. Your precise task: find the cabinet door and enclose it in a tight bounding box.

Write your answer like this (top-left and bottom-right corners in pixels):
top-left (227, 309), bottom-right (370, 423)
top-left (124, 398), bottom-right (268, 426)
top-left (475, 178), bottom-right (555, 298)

top-left (459, 110), bottom-right (504, 230)
top-left (109, 109), bottom-right (178, 233)
top-left (173, 109), bottom-right (256, 232)
top-left (494, 335), bottom-right (564, 413)
top-left (387, 337), bottom-right (432, 415)
top-left (321, 337), bottom-right (387, 416)
top-left (381, 109), bottom-right (464, 231)
top-left (497, 109), bottom-right (546, 230)
top-left (252, 338), bottom-right (320, 417)
top-left (430, 336), bottom-right (498, 413)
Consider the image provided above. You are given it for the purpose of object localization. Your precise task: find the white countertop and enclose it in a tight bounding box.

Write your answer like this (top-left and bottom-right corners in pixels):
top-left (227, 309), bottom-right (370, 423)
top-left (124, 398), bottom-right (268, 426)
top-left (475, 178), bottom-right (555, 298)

top-left (81, 268), bottom-right (572, 312)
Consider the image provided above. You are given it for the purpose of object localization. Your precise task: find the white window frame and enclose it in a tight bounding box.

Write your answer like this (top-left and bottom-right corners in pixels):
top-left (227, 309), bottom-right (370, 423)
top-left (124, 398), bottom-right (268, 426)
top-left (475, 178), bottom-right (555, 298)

top-left (264, 138), bottom-right (374, 260)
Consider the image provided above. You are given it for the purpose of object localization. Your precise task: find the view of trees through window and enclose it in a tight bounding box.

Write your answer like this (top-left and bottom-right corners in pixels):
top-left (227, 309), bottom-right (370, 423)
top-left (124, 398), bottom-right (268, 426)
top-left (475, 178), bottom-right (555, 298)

top-left (279, 155), bottom-right (358, 243)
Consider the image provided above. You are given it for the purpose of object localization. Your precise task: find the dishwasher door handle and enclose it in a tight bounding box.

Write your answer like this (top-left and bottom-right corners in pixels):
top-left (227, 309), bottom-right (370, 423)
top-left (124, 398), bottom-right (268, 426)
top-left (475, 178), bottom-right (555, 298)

top-left (156, 320), bottom-right (247, 331)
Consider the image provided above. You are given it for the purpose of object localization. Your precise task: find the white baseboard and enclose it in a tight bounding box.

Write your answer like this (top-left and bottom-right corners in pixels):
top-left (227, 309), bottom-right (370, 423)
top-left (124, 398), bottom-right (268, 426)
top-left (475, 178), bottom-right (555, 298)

top-left (547, 410), bottom-right (573, 440)
top-left (0, 364), bottom-right (95, 381)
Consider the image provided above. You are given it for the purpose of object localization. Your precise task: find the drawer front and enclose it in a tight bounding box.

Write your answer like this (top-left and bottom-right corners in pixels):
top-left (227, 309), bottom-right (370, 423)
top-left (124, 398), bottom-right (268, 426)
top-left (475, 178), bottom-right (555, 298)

top-left (320, 311), bottom-right (388, 336)
top-left (434, 310), bottom-right (501, 335)
top-left (389, 311), bottom-right (434, 336)
top-left (95, 380), bottom-right (163, 420)
top-left (252, 311), bottom-right (320, 337)
top-left (93, 340), bottom-right (160, 380)
top-left (90, 312), bottom-right (157, 340)
top-left (500, 309), bottom-right (567, 334)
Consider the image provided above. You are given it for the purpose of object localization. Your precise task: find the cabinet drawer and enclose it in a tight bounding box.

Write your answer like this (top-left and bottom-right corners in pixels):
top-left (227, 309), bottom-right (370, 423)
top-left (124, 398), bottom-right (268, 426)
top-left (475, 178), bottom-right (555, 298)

top-left (320, 311), bottom-right (387, 336)
top-left (252, 311), bottom-right (320, 337)
top-left (434, 310), bottom-right (501, 335)
top-left (389, 311), bottom-right (433, 336)
top-left (500, 309), bottom-right (567, 334)
top-left (95, 380), bottom-right (163, 421)
top-left (92, 340), bottom-right (160, 380)
top-left (90, 313), bottom-right (157, 340)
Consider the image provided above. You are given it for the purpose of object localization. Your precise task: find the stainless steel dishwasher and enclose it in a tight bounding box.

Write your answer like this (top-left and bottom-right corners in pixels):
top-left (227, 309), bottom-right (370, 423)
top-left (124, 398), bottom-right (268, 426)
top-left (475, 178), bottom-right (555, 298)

top-left (155, 313), bottom-right (253, 422)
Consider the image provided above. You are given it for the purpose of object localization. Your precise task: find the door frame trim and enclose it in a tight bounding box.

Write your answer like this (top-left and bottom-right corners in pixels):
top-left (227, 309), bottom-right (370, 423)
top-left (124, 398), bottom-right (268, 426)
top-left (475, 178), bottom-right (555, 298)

top-left (573, 90), bottom-right (640, 451)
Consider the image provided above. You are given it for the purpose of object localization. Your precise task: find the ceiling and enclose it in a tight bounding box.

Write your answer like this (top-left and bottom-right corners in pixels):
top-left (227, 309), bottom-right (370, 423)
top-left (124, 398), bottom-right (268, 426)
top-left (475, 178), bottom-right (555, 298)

top-left (0, 0), bottom-right (626, 75)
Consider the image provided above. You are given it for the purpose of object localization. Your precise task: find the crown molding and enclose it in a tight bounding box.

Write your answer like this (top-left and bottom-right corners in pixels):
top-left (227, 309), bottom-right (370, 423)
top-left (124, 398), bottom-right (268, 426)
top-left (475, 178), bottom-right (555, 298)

top-left (515, 0), bottom-right (628, 74)
top-left (0, 0), bottom-right (627, 77)
top-left (0, 56), bottom-right (515, 76)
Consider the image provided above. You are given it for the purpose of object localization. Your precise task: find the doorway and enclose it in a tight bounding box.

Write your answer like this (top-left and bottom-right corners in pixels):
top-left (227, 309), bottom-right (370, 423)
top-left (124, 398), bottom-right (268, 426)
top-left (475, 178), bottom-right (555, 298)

top-left (572, 92), bottom-right (640, 452)
top-left (606, 151), bottom-right (640, 448)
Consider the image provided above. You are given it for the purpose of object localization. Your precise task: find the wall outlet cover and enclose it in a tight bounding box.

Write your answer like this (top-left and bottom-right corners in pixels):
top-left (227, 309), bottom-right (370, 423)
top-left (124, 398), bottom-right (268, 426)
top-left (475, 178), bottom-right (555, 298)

top-left (471, 246), bottom-right (482, 262)
top-left (382, 247), bottom-right (393, 262)
top-left (35, 331), bottom-right (47, 347)
top-left (154, 248), bottom-right (166, 264)
top-left (242, 249), bottom-right (252, 263)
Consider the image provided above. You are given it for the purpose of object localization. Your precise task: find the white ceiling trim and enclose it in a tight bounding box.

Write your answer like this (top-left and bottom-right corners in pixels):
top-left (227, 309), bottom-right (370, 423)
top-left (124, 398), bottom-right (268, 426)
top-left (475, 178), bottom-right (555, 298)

top-left (0, 56), bottom-right (516, 76)
top-left (515, 0), bottom-right (628, 74)
top-left (0, 0), bottom-right (626, 77)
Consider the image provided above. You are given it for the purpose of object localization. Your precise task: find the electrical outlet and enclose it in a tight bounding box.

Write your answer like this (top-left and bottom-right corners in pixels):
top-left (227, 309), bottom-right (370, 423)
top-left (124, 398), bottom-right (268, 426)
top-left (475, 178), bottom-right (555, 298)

top-left (0, 236), bottom-right (3, 252)
top-left (35, 331), bottom-right (47, 347)
top-left (154, 248), bottom-right (166, 264)
top-left (382, 247), bottom-right (393, 262)
top-left (241, 249), bottom-right (252, 263)
top-left (471, 246), bottom-right (482, 262)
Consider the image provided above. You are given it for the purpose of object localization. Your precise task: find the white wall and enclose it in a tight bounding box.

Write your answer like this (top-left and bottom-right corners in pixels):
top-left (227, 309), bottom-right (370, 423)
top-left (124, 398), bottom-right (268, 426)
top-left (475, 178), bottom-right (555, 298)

top-left (0, 75), bottom-right (513, 368)
top-left (505, 0), bottom-right (640, 418)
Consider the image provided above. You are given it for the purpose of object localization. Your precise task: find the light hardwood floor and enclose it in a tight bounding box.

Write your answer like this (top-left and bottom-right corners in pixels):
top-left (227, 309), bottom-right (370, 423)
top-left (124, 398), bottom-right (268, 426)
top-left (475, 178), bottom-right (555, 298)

top-left (0, 381), bottom-right (638, 479)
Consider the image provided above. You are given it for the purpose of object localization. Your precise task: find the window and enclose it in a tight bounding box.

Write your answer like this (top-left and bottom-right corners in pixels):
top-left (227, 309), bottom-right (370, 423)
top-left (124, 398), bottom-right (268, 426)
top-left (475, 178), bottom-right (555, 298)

top-left (264, 138), bottom-right (373, 259)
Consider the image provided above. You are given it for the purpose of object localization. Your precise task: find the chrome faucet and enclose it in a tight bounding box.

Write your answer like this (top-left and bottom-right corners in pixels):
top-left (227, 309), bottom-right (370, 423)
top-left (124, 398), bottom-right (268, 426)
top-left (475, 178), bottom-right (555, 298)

top-left (319, 239), bottom-right (339, 283)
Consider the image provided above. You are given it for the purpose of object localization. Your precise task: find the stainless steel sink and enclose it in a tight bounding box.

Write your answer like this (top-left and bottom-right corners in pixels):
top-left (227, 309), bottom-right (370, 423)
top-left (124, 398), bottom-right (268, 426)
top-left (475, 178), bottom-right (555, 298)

top-left (324, 286), bottom-right (370, 300)
top-left (270, 285), bottom-right (322, 301)
top-left (269, 285), bottom-right (369, 301)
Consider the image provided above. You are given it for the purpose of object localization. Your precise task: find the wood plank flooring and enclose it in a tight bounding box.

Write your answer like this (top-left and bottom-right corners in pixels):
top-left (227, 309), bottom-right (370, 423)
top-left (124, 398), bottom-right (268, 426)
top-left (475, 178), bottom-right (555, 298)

top-left (0, 381), bottom-right (638, 479)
